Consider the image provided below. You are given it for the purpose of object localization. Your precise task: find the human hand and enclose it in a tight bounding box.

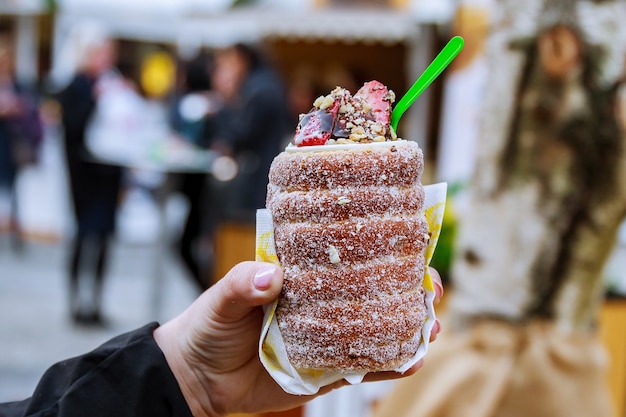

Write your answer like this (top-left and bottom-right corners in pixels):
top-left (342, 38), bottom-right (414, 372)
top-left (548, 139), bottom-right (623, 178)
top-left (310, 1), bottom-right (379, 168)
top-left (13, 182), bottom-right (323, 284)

top-left (154, 262), bottom-right (443, 417)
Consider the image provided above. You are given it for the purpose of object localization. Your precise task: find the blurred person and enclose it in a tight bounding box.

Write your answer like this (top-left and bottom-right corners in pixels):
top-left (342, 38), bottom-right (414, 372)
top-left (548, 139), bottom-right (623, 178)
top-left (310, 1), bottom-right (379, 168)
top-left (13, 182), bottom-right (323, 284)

top-left (211, 43), bottom-right (292, 221)
top-left (57, 25), bottom-right (123, 326)
top-left (286, 65), bottom-right (317, 123)
top-left (169, 52), bottom-right (221, 290)
top-left (0, 35), bottom-right (43, 251)
top-left (0, 262), bottom-right (444, 416)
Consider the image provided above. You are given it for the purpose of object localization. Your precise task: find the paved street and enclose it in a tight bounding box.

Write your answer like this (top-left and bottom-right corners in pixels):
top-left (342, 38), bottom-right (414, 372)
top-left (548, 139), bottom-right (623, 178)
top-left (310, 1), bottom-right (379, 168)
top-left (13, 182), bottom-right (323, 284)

top-left (0, 121), bottom-right (201, 403)
top-left (0, 236), bottom-right (199, 403)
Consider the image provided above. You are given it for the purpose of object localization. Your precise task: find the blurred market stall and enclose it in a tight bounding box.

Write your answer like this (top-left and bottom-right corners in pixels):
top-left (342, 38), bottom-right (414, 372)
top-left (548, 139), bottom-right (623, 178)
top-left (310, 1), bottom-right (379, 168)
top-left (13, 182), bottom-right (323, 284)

top-left (49, 0), bottom-right (455, 154)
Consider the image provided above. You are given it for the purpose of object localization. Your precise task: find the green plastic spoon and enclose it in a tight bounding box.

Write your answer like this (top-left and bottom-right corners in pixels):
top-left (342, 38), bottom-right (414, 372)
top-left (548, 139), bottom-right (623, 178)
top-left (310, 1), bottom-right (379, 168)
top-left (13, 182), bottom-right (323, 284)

top-left (391, 36), bottom-right (465, 131)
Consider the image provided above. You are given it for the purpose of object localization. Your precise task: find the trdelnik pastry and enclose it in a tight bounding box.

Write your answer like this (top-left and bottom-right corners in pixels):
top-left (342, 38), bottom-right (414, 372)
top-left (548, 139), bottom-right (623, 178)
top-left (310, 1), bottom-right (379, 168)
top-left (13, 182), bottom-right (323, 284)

top-left (257, 80), bottom-right (444, 394)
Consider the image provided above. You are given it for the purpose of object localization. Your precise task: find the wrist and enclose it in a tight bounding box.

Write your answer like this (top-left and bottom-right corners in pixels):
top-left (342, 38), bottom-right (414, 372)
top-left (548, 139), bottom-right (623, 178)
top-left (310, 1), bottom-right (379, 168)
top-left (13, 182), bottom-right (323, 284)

top-left (154, 318), bottom-right (219, 417)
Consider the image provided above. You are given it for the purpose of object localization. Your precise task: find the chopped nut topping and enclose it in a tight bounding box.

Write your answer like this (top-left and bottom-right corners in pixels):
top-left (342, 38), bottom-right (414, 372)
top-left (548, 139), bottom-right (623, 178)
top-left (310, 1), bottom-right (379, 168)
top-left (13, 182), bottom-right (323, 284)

top-left (352, 126), bottom-right (365, 135)
top-left (319, 95), bottom-right (335, 110)
top-left (349, 133), bottom-right (367, 141)
top-left (336, 196), bottom-right (351, 205)
top-left (372, 123), bottom-right (385, 134)
top-left (294, 81), bottom-right (396, 147)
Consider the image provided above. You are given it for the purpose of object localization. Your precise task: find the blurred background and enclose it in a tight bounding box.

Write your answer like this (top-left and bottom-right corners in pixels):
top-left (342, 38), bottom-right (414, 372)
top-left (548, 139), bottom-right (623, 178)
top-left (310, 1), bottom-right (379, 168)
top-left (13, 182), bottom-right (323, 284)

top-left (0, 0), bottom-right (625, 416)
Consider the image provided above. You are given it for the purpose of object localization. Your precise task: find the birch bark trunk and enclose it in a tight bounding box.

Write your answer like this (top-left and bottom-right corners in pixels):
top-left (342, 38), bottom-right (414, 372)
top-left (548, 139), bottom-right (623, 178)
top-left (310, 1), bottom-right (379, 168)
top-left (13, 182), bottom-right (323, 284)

top-left (449, 0), bottom-right (626, 334)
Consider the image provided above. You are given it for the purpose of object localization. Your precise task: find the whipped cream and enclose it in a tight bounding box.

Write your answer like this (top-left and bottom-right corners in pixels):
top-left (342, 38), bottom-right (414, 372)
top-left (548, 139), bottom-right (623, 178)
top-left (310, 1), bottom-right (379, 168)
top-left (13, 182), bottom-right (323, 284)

top-left (285, 139), bottom-right (408, 153)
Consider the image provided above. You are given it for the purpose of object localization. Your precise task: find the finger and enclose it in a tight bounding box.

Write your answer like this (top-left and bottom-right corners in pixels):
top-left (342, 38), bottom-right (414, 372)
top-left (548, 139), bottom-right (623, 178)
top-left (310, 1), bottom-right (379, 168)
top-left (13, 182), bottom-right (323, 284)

top-left (429, 319), bottom-right (441, 342)
top-left (429, 267), bottom-right (444, 304)
top-left (207, 261), bottom-right (283, 322)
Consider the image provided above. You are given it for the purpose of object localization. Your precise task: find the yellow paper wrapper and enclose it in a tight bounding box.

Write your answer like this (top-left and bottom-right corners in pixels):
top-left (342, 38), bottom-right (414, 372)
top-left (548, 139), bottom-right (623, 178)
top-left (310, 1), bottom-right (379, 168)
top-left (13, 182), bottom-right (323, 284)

top-left (256, 182), bottom-right (447, 395)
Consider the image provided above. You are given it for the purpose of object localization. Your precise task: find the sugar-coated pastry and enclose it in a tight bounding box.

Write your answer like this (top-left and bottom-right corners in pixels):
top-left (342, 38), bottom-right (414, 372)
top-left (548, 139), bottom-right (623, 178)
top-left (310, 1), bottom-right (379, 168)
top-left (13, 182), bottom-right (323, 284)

top-left (266, 81), bottom-right (429, 373)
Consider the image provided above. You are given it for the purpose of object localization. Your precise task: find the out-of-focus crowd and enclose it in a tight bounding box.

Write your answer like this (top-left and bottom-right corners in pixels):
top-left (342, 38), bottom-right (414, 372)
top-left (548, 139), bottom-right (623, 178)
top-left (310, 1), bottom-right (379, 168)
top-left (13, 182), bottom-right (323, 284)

top-left (0, 22), bottom-right (311, 327)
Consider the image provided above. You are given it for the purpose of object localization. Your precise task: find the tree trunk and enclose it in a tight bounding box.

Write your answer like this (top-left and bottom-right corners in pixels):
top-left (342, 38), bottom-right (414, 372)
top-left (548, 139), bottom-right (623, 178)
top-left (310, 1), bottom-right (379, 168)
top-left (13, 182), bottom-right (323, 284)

top-left (449, 0), bottom-right (626, 334)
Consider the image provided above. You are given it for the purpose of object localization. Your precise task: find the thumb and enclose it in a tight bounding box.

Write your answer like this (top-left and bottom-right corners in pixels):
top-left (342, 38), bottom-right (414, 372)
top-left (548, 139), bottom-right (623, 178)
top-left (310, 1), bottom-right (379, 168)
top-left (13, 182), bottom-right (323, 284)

top-left (206, 261), bottom-right (283, 322)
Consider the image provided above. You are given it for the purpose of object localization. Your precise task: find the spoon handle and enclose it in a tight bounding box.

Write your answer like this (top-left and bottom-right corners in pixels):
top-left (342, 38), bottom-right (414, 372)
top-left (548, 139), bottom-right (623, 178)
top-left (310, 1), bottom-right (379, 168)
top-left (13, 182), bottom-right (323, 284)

top-left (391, 36), bottom-right (465, 131)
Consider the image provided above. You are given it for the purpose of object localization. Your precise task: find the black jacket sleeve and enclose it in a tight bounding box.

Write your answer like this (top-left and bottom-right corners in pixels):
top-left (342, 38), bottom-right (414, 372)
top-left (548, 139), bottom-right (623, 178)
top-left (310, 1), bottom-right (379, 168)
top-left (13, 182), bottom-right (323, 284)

top-left (0, 323), bottom-right (193, 417)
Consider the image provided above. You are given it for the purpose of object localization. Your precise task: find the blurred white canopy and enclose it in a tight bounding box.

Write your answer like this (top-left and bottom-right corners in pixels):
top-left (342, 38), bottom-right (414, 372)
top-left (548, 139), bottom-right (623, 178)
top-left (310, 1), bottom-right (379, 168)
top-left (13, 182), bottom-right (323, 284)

top-left (0, 0), bottom-right (45, 14)
top-left (53, 0), bottom-right (453, 47)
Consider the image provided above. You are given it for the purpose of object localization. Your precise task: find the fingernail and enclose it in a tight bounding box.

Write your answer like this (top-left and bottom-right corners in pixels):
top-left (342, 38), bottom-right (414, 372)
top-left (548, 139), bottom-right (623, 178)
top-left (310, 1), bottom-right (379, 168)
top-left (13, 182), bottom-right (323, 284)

top-left (253, 266), bottom-right (276, 290)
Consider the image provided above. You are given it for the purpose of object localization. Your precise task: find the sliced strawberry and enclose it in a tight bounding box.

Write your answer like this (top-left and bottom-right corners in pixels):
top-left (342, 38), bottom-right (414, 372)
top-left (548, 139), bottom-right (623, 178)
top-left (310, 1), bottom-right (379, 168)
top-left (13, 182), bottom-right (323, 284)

top-left (354, 80), bottom-right (392, 126)
top-left (294, 100), bottom-right (340, 146)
